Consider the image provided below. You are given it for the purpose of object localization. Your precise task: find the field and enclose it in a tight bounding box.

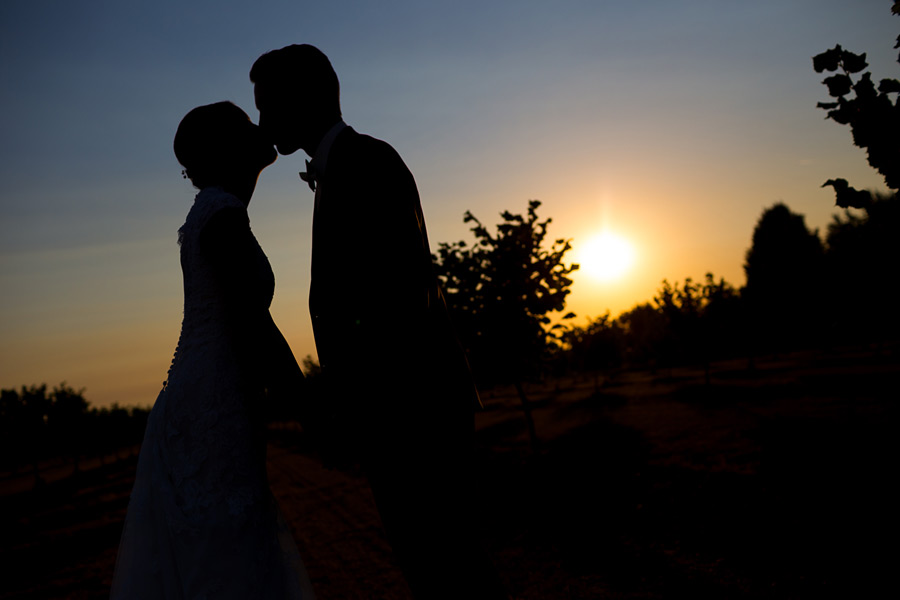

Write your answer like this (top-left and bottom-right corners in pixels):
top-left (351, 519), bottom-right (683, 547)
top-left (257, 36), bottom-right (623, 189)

top-left (1, 345), bottom-right (896, 599)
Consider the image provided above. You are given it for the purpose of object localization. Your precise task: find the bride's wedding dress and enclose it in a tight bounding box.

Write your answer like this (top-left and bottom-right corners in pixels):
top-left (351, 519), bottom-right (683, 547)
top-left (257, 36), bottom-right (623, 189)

top-left (110, 188), bottom-right (314, 599)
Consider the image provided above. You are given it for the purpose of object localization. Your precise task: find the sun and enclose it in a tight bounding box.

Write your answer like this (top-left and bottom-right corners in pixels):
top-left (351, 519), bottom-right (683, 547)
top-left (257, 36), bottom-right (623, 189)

top-left (578, 231), bottom-right (636, 282)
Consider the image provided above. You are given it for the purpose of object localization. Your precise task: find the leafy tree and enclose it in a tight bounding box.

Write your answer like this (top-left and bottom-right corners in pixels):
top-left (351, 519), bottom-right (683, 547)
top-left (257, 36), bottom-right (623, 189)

top-left (14, 384), bottom-right (50, 486)
top-left (824, 191), bottom-right (900, 341)
top-left (105, 404), bottom-right (134, 459)
top-left (1, 383), bottom-right (151, 485)
top-left (617, 302), bottom-right (667, 369)
top-left (0, 388), bottom-right (27, 472)
top-left (654, 278), bottom-right (703, 367)
top-left (812, 5), bottom-right (900, 345)
top-left (699, 273), bottom-right (745, 363)
top-left (814, 5), bottom-right (900, 207)
top-left (568, 273), bottom-right (743, 380)
top-left (433, 200), bottom-right (578, 449)
top-left (563, 312), bottom-right (625, 389)
top-left (648, 274), bottom-right (744, 375)
top-left (47, 383), bottom-right (89, 471)
top-left (744, 203), bottom-right (825, 353)
top-left (85, 403), bottom-right (150, 461)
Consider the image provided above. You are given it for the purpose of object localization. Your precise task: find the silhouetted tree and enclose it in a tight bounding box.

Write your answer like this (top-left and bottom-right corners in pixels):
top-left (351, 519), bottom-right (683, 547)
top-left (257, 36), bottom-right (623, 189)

top-left (814, 5), bottom-right (900, 207)
top-left (84, 403), bottom-right (149, 461)
top-left (563, 272), bottom-right (742, 380)
top-left (0, 388), bottom-right (27, 472)
top-left (106, 404), bottom-right (133, 459)
top-left (647, 274), bottom-right (744, 376)
top-left (84, 405), bottom-right (113, 462)
top-left (47, 383), bottom-right (89, 471)
top-left (824, 191), bottom-right (900, 341)
top-left (744, 203), bottom-right (825, 354)
top-left (17, 385), bottom-right (50, 486)
top-left (655, 278), bottom-right (704, 367)
top-left (1, 383), bottom-right (152, 487)
top-left (433, 200), bottom-right (578, 449)
top-left (617, 302), bottom-right (667, 370)
top-left (127, 406), bottom-right (151, 452)
top-left (700, 273), bottom-right (745, 365)
top-left (564, 312), bottom-right (625, 390)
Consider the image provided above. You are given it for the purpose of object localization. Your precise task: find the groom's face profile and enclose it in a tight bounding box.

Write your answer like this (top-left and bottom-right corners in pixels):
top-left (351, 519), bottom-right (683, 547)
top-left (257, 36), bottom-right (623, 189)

top-left (254, 82), bottom-right (310, 156)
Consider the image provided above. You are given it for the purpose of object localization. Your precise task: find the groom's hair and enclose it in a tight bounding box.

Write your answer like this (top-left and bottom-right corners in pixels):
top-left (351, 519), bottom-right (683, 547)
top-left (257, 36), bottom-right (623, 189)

top-left (250, 44), bottom-right (341, 116)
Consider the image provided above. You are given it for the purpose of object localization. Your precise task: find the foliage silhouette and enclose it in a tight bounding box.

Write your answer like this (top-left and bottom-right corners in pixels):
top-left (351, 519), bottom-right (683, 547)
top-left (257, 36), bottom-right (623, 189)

top-left (46, 383), bottom-right (89, 472)
top-left (654, 278), bottom-right (704, 367)
top-left (563, 312), bottom-right (625, 384)
top-left (562, 273), bottom-right (743, 382)
top-left (814, 6), bottom-right (900, 206)
top-left (824, 191), bottom-right (900, 341)
top-left (433, 200), bottom-right (578, 449)
top-left (0, 384), bottom-right (149, 487)
top-left (2, 384), bottom-right (50, 485)
top-left (616, 303), bottom-right (666, 368)
top-left (654, 275), bottom-right (745, 380)
top-left (743, 203), bottom-right (825, 354)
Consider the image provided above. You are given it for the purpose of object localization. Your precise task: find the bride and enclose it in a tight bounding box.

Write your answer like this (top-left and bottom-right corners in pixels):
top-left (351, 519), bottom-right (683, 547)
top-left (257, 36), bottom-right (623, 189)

top-left (110, 102), bottom-right (315, 599)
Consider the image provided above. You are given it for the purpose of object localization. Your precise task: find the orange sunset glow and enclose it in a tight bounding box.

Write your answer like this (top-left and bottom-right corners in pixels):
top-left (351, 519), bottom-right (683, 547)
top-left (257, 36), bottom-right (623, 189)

top-left (1, 1), bottom-right (895, 409)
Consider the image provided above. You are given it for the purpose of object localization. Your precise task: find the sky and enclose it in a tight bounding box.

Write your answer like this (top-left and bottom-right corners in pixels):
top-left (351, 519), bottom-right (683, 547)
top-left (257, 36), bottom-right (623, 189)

top-left (1, 0), bottom-right (896, 408)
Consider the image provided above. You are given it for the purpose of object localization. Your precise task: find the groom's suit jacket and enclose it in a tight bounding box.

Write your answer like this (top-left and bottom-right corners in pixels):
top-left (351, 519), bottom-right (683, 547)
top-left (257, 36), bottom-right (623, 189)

top-left (308, 126), bottom-right (478, 454)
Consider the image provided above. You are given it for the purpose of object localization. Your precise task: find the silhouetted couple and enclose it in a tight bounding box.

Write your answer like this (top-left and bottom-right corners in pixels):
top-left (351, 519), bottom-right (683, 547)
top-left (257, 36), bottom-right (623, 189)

top-left (111, 44), bottom-right (506, 599)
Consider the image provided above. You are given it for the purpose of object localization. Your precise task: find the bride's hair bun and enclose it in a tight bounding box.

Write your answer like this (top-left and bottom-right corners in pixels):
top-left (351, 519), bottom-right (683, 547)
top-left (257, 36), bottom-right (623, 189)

top-left (174, 101), bottom-right (248, 188)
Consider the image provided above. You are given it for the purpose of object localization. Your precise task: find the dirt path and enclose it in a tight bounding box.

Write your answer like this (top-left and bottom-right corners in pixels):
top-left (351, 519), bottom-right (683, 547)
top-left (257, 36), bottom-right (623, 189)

top-left (264, 439), bottom-right (412, 599)
top-left (0, 440), bottom-right (414, 600)
top-left (2, 348), bottom-right (896, 598)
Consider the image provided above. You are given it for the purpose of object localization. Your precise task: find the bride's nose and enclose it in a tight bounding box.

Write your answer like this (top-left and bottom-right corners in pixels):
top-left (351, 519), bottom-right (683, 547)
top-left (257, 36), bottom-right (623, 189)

top-left (255, 112), bottom-right (273, 134)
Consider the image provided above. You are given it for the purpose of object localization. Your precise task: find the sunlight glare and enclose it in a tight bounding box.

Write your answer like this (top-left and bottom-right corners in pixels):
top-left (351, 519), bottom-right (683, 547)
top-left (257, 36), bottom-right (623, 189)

top-left (579, 231), bottom-right (636, 282)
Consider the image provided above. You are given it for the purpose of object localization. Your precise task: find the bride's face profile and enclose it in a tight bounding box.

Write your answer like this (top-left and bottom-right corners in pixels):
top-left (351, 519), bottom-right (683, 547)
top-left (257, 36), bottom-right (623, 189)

top-left (174, 102), bottom-right (277, 202)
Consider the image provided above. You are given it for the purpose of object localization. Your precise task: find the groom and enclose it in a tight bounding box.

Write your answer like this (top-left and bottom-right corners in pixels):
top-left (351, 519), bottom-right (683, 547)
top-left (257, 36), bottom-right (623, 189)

top-left (251, 45), bottom-right (506, 598)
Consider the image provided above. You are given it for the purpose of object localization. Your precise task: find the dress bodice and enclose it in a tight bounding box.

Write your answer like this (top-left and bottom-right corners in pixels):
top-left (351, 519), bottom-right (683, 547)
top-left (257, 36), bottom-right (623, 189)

top-left (167, 187), bottom-right (274, 381)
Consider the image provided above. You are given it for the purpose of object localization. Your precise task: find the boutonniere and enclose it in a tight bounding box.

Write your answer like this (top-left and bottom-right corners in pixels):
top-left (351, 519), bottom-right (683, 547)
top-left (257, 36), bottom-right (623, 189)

top-left (299, 159), bottom-right (318, 192)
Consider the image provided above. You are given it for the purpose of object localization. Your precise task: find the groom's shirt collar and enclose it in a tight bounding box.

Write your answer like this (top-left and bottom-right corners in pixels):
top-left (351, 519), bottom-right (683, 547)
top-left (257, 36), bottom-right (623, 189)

top-left (309, 120), bottom-right (347, 176)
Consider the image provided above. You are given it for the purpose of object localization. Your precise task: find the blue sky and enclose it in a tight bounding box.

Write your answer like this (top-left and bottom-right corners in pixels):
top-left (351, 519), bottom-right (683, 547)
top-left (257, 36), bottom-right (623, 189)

top-left (1, 0), bottom-right (896, 407)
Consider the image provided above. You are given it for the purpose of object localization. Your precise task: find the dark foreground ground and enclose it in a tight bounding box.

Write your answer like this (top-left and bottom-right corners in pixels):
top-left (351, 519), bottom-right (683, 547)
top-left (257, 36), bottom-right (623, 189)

top-left (2, 345), bottom-right (897, 599)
